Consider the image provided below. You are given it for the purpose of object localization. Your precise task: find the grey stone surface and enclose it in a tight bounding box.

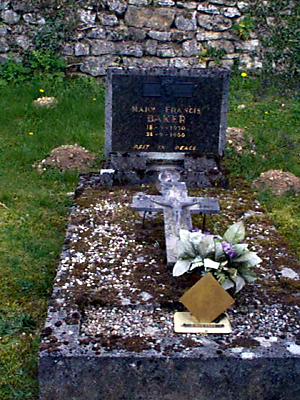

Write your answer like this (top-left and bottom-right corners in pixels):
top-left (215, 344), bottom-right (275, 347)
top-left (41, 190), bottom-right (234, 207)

top-left (148, 30), bottom-right (171, 42)
top-left (222, 6), bottom-right (241, 18)
top-left (0, 38), bottom-right (9, 52)
top-left (208, 39), bottom-right (235, 53)
top-left (98, 12), bottom-right (119, 26)
top-left (80, 55), bottom-right (117, 76)
top-left (129, 27), bottom-right (146, 41)
top-left (23, 12), bottom-right (45, 25)
top-left (75, 42), bottom-right (90, 56)
top-left (156, 43), bottom-right (178, 57)
top-left (1, 9), bottom-right (20, 24)
top-left (171, 30), bottom-right (195, 42)
top-left (87, 27), bottom-right (106, 39)
top-left (182, 39), bottom-right (199, 57)
top-left (91, 40), bottom-right (115, 56)
top-left (210, 0), bottom-right (236, 5)
top-left (197, 4), bottom-right (220, 14)
top-left (145, 39), bottom-right (158, 55)
top-left (0, 0), bottom-right (10, 10)
top-left (107, 0), bottom-right (127, 15)
top-left (0, 26), bottom-right (8, 36)
top-left (175, 11), bottom-right (197, 31)
top-left (15, 34), bottom-right (32, 50)
top-left (78, 8), bottom-right (97, 25)
top-left (198, 14), bottom-right (232, 31)
top-left (125, 6), bottom-right (175, 30)
top-left (155, 0), bottom-right (175, 6)
top-left (116, 41), bottom-right (143, 57)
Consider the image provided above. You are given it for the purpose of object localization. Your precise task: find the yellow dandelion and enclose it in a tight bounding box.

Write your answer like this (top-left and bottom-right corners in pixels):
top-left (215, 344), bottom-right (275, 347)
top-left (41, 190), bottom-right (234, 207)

top-left (39, 89), bottom-right (45, 93)
top-left (29, 132), bottom-right (34, 135)
top-left (93, 98), bottom-right (96, 101)
top-left (264, 111), bottom-right (269, 114)
top-left (241, 72), bottom-right (247, 77)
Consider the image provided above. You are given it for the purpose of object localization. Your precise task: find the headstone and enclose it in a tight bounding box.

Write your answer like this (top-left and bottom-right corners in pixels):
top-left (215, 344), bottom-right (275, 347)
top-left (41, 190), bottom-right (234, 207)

top-left (105, 67), bottom-right (230, 157)
top-left (104, 67), bottom-right (230, 187)
top-left (132, 170), bottom-right (219, 264)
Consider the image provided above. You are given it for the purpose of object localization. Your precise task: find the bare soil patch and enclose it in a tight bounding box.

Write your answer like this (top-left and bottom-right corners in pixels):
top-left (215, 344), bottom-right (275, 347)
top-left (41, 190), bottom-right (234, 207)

top-left (253, 170), bottom-right (300, 196)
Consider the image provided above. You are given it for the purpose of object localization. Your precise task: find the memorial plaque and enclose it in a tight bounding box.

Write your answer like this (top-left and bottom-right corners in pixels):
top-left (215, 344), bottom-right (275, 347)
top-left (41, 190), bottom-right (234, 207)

top-left (105, 68), bottom-right (230, 157)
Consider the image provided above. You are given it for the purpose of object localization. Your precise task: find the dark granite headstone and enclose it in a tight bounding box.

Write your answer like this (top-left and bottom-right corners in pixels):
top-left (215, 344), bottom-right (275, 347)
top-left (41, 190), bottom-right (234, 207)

top-left (105, 67), bottom-right (230, 158)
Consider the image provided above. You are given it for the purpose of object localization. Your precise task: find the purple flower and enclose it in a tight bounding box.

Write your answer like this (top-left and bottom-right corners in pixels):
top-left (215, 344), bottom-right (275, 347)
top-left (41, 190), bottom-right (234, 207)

top-left (221, 241), bottom-right (237, 259)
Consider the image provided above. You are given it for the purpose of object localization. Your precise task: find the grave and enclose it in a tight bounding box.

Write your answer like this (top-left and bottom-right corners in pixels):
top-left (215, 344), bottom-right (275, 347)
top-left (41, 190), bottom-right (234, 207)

top-left (39, 68), bottom-right (300, 399)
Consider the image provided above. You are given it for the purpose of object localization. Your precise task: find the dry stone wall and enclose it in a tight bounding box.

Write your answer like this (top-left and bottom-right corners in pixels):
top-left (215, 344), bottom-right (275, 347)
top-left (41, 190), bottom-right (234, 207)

top-left (0, 0), bottom-right (263, 76)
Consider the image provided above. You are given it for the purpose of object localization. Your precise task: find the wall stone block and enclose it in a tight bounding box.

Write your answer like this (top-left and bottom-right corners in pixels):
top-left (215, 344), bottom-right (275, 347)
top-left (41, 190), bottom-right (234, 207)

top-left (61, 43), bottom-right (74, 56)
top-left (91, 39), bottom-right (115, 55)
top-left (128, 27), bottom-right (146, 41)
top-left (0, 26), bottom-right (8, 36)
top-left (128, 0), bottom-right (151, 5)
top-left (198, 14), bottom-right (232, 31)
top-left (98, 12), bottom-right (119, 26)
top-left (196, 29), bottom-right (236, 41)
top-left (237, 1), bottom-right (250, 12)
top-left (0, 38), bottom-right (9, 52)
top-left (235, 39), bottom-right (260, 52)
top-left (15, 35), bottom-right (32, 50)
top-left (176, 2), bottom-right (198, 10)
top-left (0, 0), bottom-right (10, 10)
top-left (107, 0), bottom-right (127, 15)
top-left (222, 7), bottom-right (241, 18)
top-left (154, 0), bottom-right (175, 7)
top-left (125, 6), bottom-right (175, 30)
top-left (106, 26), bottom-right (130, 41)
top-left (23, 13), bottom-right (46, 25)
top-left (75, 42), bottom-right (90, 56)
top-left (157, 43), bottom-right (179, 57)
top-left (1, 9), bottom-right (20, 24)
top-left (182, 39), bottom-right (199, 56)
top-left (78, 9), bottom-right (97, 25)
top-left (116, 41), bottom-right (143, 57)
top-left (175, 11), bottom-right (197, 31)
top-left (207, 39), bottom-right (235, 53)
top-left (197, 4), bottom-right (220, 14)
top-left (87, 27), bottom-right (106, 39)
top-left (145, 39), bottom-right (157, 55)
top-left (80, 55), bottom-right (117, 76)
top-left (171, 30), bottom-right (195, 42)
top-left (210, 0), bottom-right (237, 5)
top-left (148, 30), bottom-right (171, 41)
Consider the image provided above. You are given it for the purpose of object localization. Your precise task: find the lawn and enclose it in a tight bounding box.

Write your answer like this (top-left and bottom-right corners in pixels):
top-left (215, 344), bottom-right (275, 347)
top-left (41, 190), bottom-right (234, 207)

top-left (0, 73), bottom-right (299, 399)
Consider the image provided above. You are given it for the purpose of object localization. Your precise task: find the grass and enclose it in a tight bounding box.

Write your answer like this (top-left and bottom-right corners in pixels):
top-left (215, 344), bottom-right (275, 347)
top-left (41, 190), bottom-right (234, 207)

top-left (0, 72), bottom-right (299, 399)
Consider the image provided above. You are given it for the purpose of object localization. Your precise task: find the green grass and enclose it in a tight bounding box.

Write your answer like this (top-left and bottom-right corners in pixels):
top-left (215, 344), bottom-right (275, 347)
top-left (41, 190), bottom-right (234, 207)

top-left (0, 77), bottom-right (105, 400)
top-left (0, 73), bottom-right (299, 399)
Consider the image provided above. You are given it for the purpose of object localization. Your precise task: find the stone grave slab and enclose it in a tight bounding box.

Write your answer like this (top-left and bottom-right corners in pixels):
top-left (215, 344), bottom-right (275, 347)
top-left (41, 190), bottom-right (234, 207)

top-left (39, 180), bottom-right (300, 400)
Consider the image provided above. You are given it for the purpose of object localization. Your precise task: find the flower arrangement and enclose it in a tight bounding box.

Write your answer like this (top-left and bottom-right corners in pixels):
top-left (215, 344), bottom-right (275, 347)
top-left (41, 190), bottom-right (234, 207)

top-left (173, 221), bottom-right (262, 293)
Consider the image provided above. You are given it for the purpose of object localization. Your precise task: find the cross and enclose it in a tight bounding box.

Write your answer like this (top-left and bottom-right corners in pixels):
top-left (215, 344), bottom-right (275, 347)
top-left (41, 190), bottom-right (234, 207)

top-left (132, 170), bottom-right (220, 265)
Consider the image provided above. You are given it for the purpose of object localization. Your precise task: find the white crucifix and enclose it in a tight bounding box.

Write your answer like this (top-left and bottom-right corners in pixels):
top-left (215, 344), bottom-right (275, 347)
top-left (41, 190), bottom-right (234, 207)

top-left (132, 170), bottom-right (220, 265)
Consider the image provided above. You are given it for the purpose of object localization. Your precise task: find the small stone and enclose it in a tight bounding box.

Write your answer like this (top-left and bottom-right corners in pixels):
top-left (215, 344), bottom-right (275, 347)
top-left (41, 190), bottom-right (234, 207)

top-left (98, 12), bottom-right (119, 26)
top-left (23, 13), bottom-right (46, 25)
top-left (1, 9), bottom-right (20, 24)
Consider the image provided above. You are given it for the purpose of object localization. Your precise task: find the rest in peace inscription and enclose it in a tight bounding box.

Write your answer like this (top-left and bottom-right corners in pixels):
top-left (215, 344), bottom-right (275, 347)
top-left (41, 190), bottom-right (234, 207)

top-left (109, 73), bottom-right (228, 155)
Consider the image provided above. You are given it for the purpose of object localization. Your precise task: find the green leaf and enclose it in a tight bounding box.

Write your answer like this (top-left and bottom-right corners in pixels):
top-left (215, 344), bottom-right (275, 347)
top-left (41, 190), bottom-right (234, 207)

top-left (173, 259), bottom-right (191, 276)
top-left (222, 278), bottom-right (235, 290)
top-left (235, 274), bottom-right (246, 293)
top-left (198, 235), bottom-right (215, 258)
top-left (223, 221), bottom-right (245, 244)
top-left (215, 241), bottom-right (226, 261)
top-left (233, 243), bottom-right (248, 256)
top-left (234, 251), bottom-right (262, 267)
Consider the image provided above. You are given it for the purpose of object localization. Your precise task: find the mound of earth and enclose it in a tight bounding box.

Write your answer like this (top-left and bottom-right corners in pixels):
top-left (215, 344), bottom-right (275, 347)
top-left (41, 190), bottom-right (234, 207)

top-left (226, 127), bottom-right (256, 154)
top-left (253, 170), bottom-right (300, 196)
top-left (35, 144), bottom-right (97, 173)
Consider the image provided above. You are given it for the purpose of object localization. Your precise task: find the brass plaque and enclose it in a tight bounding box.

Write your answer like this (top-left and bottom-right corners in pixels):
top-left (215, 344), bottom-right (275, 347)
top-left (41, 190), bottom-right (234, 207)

top-left (180, 273), bottom-right (234, 323)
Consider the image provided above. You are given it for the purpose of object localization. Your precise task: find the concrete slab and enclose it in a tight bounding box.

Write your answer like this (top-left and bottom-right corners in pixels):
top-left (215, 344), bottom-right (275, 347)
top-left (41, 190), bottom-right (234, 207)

top-left (39, 178), bottom-right (300, 400)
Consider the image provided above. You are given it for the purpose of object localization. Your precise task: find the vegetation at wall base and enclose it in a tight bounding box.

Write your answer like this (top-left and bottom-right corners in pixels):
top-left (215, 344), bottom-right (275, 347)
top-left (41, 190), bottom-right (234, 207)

top-left (0, 71), bottom-right (299, 399)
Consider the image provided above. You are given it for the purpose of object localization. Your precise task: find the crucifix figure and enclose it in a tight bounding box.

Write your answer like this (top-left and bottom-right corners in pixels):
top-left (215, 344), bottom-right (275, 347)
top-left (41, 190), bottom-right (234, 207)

top-left (132, 170), bottom-right (220, 265)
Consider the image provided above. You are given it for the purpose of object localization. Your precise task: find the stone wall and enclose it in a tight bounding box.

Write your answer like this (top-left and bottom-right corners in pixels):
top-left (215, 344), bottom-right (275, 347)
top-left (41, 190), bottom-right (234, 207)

top-left (0, 0), bottom-right (263, 76)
